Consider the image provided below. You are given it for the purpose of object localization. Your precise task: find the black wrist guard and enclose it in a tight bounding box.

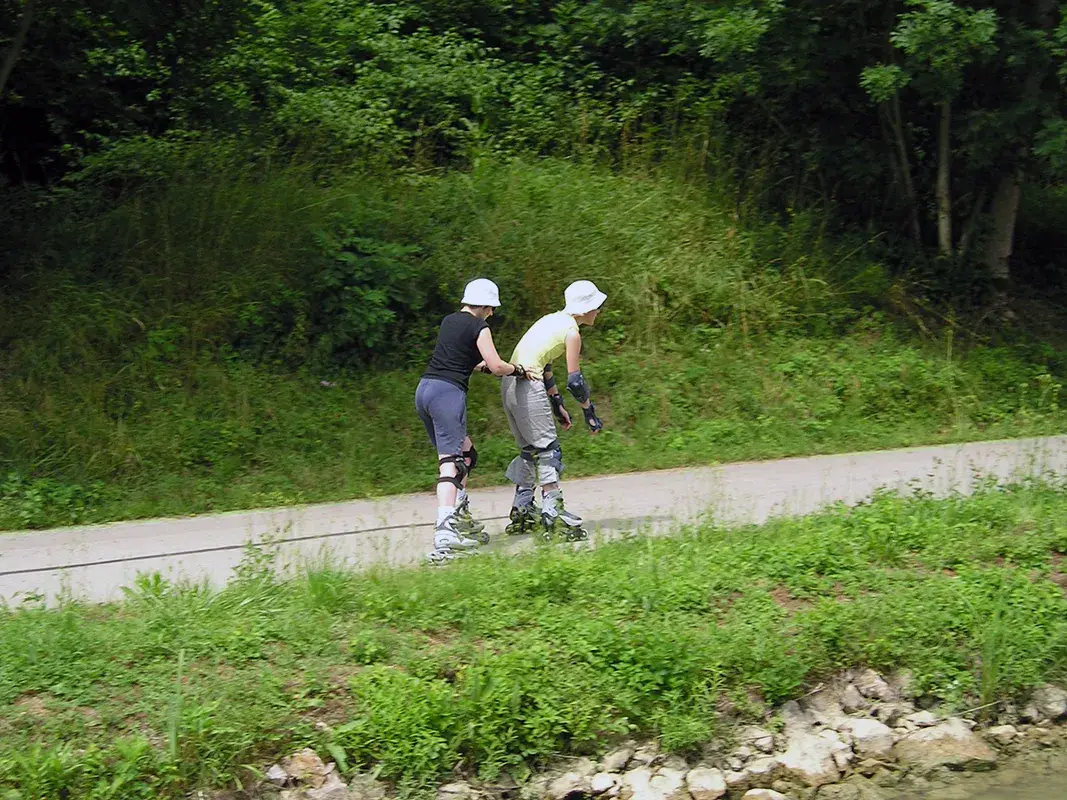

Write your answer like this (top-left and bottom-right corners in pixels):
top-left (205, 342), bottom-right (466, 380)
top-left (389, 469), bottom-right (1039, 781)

top-left (549, 393), bottom-right (567, 423)
top-left (583, 403), bottom-right (603, 433)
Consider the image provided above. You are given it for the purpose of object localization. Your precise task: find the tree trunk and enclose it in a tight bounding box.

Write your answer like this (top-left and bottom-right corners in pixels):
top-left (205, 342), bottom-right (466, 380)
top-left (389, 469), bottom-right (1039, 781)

top-left (889, 91), bottom-right (922, 245)
top-left (982, 173), bottom-right (1022, 285)
top-left (974, 0), bottom-right (1055, 287)
top-left (0, 0), bottom-right (36, 99)
top-left (936, 100), bottom-right (953, 257)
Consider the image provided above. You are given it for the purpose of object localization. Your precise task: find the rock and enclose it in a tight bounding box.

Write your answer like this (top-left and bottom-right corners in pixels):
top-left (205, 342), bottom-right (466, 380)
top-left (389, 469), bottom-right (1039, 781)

top-left (891, 719), bottom-right (997, 772)
top-left (838, 684), bottom-right (867, 714)
top-left (996, 703), bottom-right (1019, 727)
top-left (1031, 685), bottom-right (1067, 721)
top-left (630, 745), bottom-right (660, 768)
top-left (660, 756), bottom-right (689, 772)
top-left (741, 726), bottom-right (776, 754)
top-left (851, 780), bottom-right (897, 800)
top-left (619, 768), bottom-right (653, 800)
top-left (743, 758), bottom-right (783, 787)
top-left (925, 788), bottom-right (970, 800)
top-left (602, 746), bottom-right (637, 773)
top-left (592, 773), bottom-right (621, 796)
top-left (853, 759), bottom-right (891, 779)
top-left (548, 770), bottom-right (592, 800)
top-left (1018, 703), bottom-right (1042, 724)
top-left (282, 749), bottom-right (332, 789)
top-left (741, 791), bottom-right (788, 800)
top-left (779, 701), bottom-right (812, 734)
top-left (305, 774), bottom-right (350, 800)
top-left (779, 730), bottom-right (847, 787)
top-left (832, 749), bottom-right (852, 773)
top-left (728, 758), bottom-right (745, 772)
top-left (802, 690), bottom-right (849, 728)
top-left (725, 771), bottom-right (750, 793)
top-left (852, 670), bottom-right (894, 702)
top-left (619, 766), bottom-right (688, 800)
top-left (873, 703), bottom-right (914, 728)
top-left (344, 775), bottom-right (387, 800)
top-left (888, 671), bottom-right (917, 700)
top-left (440, 782), bottom-right (480, 800)
top-left (838, 719), bottom-right (895, 760)
top-left (649, 767), bottom-right (688, 800)
top-left (732, 746), bottom-right (754, 762)
top-left (685, 767), bottom-right (727, 800)
top-left (815, 785), bottom-right (860, 800)
top-left (902, 711), bottom-right (938, 728)
top-left (985, 725), bottom-right (1019, 746)
top-left (267, 764), bottom-right (290, 787)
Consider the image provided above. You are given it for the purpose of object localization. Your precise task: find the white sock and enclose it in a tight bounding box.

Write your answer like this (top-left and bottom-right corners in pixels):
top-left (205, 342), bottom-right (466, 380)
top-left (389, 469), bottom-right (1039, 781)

top-left (437, 506), bottom-right (455, 525)
top-left (456, 489), bottom-right (468, 506)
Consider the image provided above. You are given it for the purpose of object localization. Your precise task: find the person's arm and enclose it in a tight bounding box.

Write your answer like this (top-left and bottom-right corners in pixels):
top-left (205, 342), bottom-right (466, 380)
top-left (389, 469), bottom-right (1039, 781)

top-left (543, 363), bottom-right (571, 430)
top-left (564, 330), bottom-right (602, 432)
top-left (476, 328), bottom-right (536, 378)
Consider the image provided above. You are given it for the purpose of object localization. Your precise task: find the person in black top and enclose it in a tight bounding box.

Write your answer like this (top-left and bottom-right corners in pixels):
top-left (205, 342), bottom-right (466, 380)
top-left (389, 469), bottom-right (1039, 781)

top-left (415, 278), bottom-right (536, 563)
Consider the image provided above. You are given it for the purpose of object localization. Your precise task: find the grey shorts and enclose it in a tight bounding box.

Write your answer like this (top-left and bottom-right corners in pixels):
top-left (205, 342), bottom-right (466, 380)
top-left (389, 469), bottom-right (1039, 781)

top-left (415, 377), bottom-right (467, 455)
top-left (501, 375), bottom-right (557, 450)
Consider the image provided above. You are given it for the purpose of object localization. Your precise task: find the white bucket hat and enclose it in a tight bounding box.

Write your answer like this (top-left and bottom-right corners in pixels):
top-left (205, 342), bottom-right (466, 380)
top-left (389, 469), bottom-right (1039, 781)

top-left (461, 278), bottom-right (501, 307)
top-left (563, 280), bottom-right (607, 315)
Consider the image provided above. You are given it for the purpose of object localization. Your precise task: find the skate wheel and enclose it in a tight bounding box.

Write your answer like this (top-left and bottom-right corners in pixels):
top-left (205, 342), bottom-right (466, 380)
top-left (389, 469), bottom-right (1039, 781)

top-left (477, 530), bottom-right (491, 545)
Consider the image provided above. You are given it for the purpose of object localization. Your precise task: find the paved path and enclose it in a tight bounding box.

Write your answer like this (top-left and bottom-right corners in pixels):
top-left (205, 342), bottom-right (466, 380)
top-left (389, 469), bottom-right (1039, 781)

top-left (2, 436), bottom-right (1066, 605)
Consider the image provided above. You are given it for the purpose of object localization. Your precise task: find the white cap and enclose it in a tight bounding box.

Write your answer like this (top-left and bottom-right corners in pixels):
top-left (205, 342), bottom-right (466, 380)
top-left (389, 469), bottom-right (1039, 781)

top-left (563, 280), bottom-right (607, 315)
top-left (461, 278), bottom-right (501, 307)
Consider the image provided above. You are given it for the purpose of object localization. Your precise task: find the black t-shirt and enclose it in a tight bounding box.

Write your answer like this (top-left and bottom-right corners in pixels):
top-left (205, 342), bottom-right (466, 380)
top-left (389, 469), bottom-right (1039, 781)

top-left (423, 311), bottom-right (489, 392)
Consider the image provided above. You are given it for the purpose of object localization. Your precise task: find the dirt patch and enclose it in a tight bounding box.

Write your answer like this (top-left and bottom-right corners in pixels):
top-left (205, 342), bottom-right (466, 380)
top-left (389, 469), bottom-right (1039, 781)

top-left (1049, 570), bottom-right (1067, 595)
top-left (13, 693), bottom-right (51, 720)
top-left (770, 585), bottom-right (812, 612)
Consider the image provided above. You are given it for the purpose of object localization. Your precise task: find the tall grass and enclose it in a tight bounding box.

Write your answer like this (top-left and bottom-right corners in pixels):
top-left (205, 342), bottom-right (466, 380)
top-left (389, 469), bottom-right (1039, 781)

top-left (0, 153), bottom-right (1064, 529)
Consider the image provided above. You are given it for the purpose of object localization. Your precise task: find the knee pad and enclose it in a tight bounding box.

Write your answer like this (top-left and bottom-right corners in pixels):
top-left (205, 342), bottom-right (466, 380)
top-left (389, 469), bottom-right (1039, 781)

top-left (463, 445), bottom-right (478, 473)
top-left (437, 454), bottom-right (468, 488)
top-left (506, 453), bottom-right (537, 486)
top-left (534, 440), bottom-right (564, 483)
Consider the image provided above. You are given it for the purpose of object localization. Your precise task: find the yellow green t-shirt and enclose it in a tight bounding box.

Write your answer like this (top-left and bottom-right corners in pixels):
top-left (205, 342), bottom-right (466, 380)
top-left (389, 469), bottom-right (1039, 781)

top-left (510, 311), bottom-right (578, 373)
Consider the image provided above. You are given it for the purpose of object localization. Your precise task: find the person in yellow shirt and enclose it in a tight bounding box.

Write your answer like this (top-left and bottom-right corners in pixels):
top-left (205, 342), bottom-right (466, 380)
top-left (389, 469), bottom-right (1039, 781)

top-left (500, 280), bottom-right (606, 539)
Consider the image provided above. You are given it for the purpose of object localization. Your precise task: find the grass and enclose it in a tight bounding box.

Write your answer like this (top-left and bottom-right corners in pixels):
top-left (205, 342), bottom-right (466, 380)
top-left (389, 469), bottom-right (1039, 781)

top-left (2, 481), bottom-right (1067, 797)
top-left (1, 328), bottom-right (1065, 530)
top-left (2, 154), bottom-right (1067, 530)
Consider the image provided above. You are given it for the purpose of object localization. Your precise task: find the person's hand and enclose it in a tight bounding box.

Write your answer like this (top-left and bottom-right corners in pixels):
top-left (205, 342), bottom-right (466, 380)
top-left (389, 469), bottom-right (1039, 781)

top-left (583, 403), bottom-right (603, 434)
top-left (550, 394), bottom-right (571, 430)
top-left (474, 361), bottom-right (490, 374)
top-left (512, 364), bottom-right (541, 381)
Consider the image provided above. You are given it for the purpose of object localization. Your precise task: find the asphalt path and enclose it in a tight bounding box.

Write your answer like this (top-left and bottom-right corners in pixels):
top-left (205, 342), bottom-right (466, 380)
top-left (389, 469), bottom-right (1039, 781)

top-left (2, 436), bottom-right (1065, 605)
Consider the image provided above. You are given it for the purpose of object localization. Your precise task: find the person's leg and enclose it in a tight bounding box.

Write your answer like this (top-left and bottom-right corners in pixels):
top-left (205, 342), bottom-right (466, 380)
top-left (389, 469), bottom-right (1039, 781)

top-left (501, 376), bottom-right (539, 533)
top-left (422, 381), bottom-right (480, 555)
top-left (517, 381), bottom-right (587, 540)
top-left (418, 380), bottom-right (459, 518)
